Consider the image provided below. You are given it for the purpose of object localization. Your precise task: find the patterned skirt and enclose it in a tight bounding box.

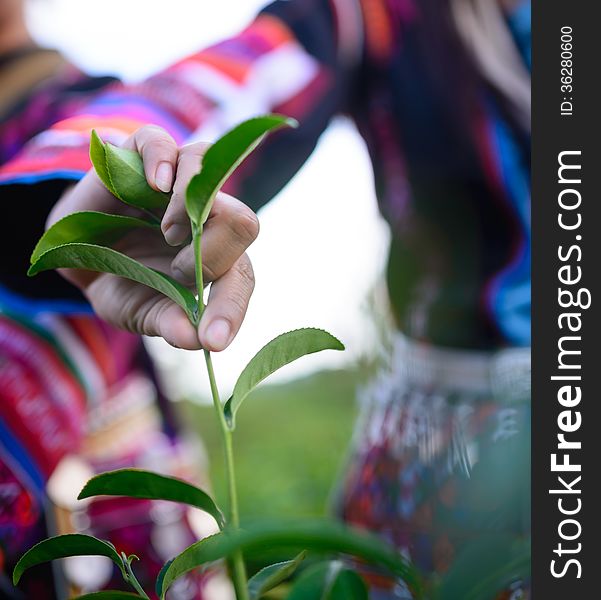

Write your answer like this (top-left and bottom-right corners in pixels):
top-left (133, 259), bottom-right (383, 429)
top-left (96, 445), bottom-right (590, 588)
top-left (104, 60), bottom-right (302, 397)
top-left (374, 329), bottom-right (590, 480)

top-left (337, 334), bottom-right (531, 600)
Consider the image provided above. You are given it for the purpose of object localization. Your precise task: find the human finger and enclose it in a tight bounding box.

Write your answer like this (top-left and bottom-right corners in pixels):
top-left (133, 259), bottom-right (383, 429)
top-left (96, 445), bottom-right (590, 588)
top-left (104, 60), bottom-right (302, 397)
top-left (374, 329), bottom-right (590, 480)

top-left (197, 254), bottom-right (255, 352)
top-left (161, 141), bottom-right (210, 246)
top-left (170, 193), bottom-right (259, 285)
top-left (123, 124), bottom-right (179, 193)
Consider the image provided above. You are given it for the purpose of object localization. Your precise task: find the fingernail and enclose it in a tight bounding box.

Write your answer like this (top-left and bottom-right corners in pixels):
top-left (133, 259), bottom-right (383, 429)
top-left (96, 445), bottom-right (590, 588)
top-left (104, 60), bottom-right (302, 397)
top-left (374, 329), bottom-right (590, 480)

top-left (155, 161), bottom-right (173, 193)
top-left (204, 319), bottom-right (231, 351)
top-left (163, 222), bottom-right (189, 246)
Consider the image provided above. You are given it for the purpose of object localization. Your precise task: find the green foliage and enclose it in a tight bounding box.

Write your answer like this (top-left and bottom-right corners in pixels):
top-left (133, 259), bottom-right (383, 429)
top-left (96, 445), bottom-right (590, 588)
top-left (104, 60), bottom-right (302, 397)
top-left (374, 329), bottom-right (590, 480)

top-left (185, 115), bottom-right (296, 227)
top-left (158, 520), bottom-right (420, 599)
top-left (89, 130), bottom-right (116, 195)
top-left (155, 559), bottom-right (174, 599)
top-left (13, 535), bottom-right (126, 585)
top-left (79, 469), bottom-right (225, 529)
top-left (248, 552), bottom-right (306, 599)
top-left (90, 129), bottom-right (169, 210)
top-left (31, 211), bottom-right (156, 264)
top-left (224, 328), bottom-right (344, 429)
top-left (286, 561), bottom-right (368, 600)
top-left (29, 242), bottom-right (198, 322)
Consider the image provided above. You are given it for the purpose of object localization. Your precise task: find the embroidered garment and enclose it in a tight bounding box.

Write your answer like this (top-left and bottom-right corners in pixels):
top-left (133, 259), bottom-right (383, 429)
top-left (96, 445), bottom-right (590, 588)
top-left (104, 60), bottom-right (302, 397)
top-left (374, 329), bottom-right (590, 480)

top-left (337, 334), bottom-right (530, 598)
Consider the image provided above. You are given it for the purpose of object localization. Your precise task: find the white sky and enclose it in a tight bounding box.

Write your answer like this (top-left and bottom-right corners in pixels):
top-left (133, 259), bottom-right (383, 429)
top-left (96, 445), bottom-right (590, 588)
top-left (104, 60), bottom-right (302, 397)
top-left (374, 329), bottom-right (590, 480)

top-left (26, 0), bottom-right (390, 401)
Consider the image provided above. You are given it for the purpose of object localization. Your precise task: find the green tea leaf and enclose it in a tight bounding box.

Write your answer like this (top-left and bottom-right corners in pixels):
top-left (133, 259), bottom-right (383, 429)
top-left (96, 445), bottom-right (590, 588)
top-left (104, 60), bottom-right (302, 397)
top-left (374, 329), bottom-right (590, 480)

top-left (436, 535), bottom-right (530, 600)
top-left (28, 243), bottom-right (198, 323)
top-left (13, 534), bottom-right (125, 585)
top-left (248, 551), bottom-right (307, 599)
top-left (31, 211), bottom-right (156, 265)
top-left (105, 143), bottom-right (169, 210)
top-left (286, 561), bottom-right (368, 600)
top-left (224, 329), bottom-right (344, 429)
top-left (159, 520), bottom-right (421, 599)
top-left (186, 115), bottom-right (297, 227)
top-left (79, 469), bottom-right (225, 529)
top-left (156, 559), bottom-right (174, 599)
top-left (90, 129), bottom-right (169, 210)
top-left (73, 593), bottom-right (146, 600)
top-left (90, 129), bottom-right (117, 196)
top-left (326, 568), bottom-right (368, 600)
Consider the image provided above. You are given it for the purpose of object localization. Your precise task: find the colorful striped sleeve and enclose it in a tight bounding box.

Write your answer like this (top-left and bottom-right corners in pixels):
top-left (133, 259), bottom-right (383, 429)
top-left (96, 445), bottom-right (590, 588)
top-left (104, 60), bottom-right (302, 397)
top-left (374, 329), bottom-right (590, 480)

top-left (0, 0), bottom-right (365, 210)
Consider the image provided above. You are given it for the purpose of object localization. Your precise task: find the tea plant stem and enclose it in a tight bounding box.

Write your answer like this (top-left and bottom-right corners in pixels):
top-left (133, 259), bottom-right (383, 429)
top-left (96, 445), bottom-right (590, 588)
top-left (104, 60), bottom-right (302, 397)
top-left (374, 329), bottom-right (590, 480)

top-left (126, 569), bottom-right (149, 599)
top-left (193, 224), bottom-right (204, 318)
top-left (122, 553), bottom-right (150, 599)
top-left (193, 225), bottom-right (249, 600)
top-left (203, 351), bottom-right (240, 526)
top-left (204, 349), bottom-right (249, 599)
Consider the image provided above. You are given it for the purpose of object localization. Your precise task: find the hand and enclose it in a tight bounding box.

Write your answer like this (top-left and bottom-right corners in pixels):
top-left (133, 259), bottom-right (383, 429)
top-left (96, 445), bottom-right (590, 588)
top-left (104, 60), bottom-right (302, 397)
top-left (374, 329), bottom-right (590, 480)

top-left (49, 125), bottom-right (258, 351)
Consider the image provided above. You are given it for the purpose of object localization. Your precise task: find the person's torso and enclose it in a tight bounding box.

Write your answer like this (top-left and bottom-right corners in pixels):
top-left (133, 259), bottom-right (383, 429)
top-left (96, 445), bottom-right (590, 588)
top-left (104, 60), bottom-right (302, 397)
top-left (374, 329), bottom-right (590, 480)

top-left (351, 0), bottom-right (530, 349)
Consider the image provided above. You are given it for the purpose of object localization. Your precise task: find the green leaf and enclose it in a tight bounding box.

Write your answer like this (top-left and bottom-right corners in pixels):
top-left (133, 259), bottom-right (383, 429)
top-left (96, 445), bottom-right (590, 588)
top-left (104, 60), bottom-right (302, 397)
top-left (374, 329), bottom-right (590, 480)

top-left (73, 593), bottom-right (146, 600)
top-left (224, 329), bottom-right (344, 429)
top-left (436, 535), bottom-right (531, 600)
top-left (13, 534), bottom-right (125, 585)
top-left (79, 469), bottom-right (225, 529)
top-left (105, 143), bottom-right (169, 210)
top-left (90, 129), bottom-right (169, 210)
top-left (326, 568), bottom-right (368, 600)
top-left (156, 559), bottom-right (174, 599)
top-left (31, 211), bottom-right (156, 265)
top-left (159, 520), bottom-right (421, 599)
top-left (185, 115), bottom-right (297, 227)
top-left (28, 243), bottom-right (198, 323)
top-left (90, 129), bottom-right (117, 196)
top-left (286, 561), bottom-right (368, 600)
top-left (248, 551), bottom-right (307, 599)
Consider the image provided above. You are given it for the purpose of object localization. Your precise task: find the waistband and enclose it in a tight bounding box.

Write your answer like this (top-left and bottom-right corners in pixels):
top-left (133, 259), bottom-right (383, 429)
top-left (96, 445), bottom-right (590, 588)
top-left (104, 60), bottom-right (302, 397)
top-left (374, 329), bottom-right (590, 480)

top-left (390, 334), bottom-right (531, 402)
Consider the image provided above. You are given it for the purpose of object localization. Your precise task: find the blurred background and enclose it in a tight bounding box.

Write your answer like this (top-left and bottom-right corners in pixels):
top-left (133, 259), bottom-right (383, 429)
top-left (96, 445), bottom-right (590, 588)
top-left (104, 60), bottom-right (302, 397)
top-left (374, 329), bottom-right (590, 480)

top-left (25, 0), bottom-right (391, 520)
